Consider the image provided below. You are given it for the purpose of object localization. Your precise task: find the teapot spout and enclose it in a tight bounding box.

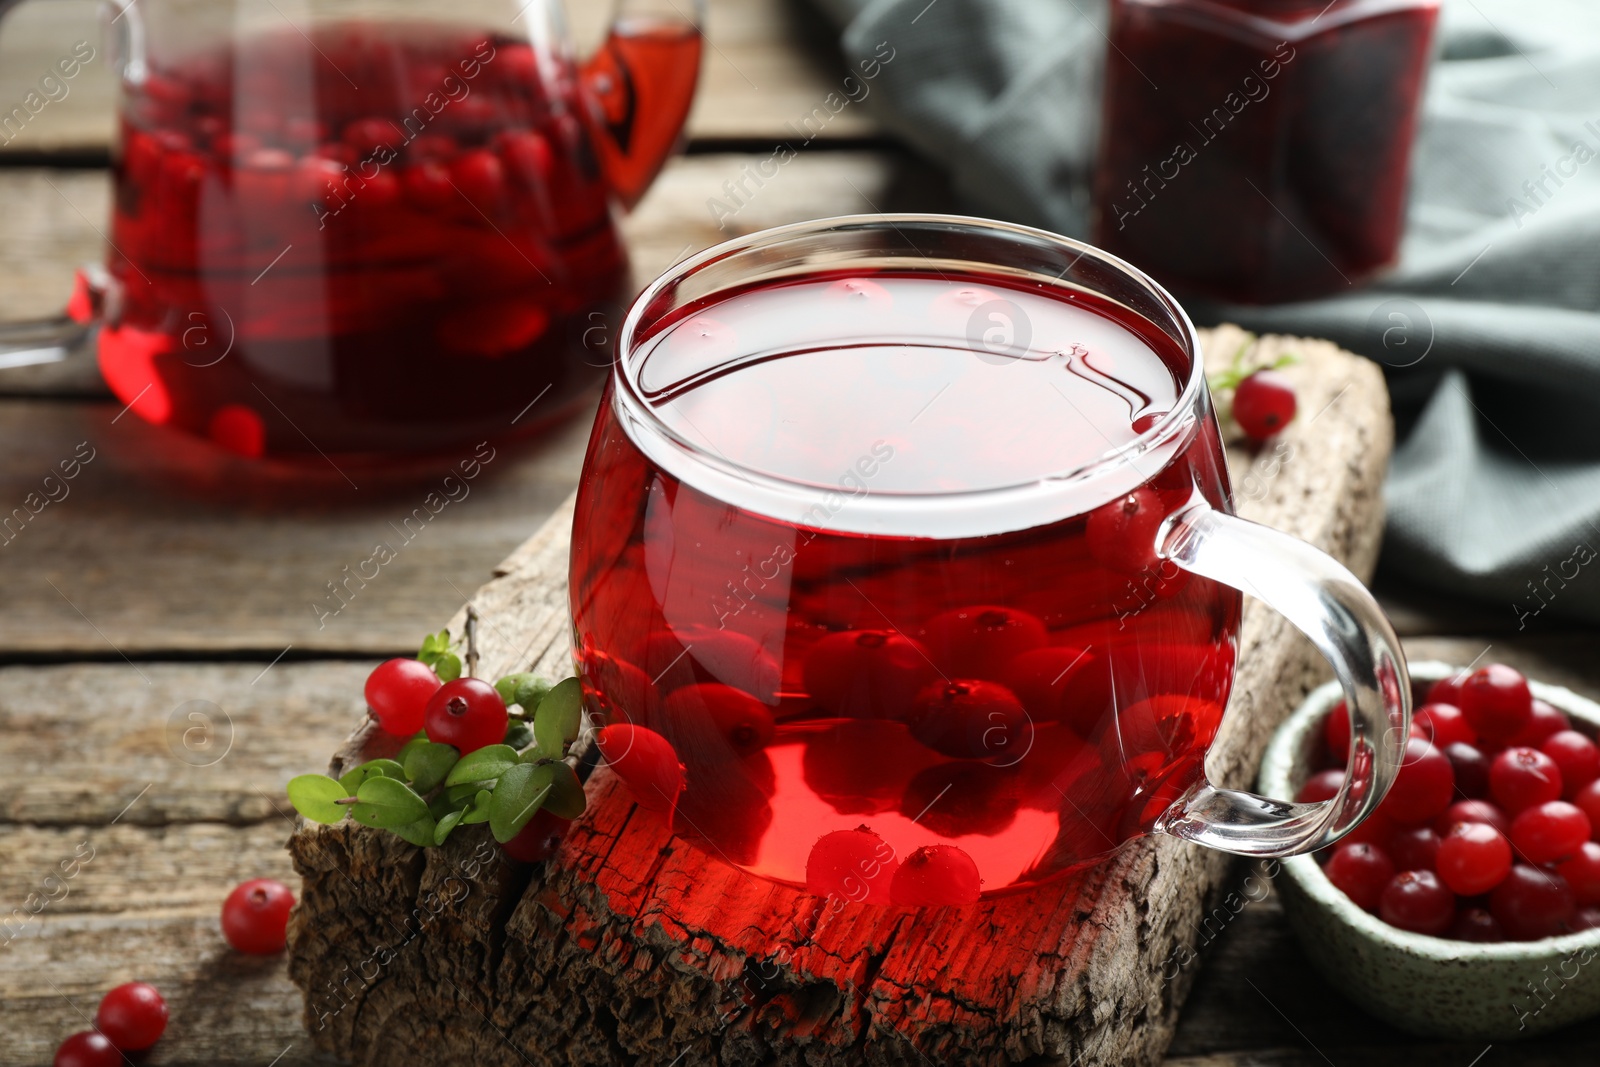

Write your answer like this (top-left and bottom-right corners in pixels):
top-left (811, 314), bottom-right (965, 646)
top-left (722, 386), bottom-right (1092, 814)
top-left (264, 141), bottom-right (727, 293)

top-left (580, 1), bottom-right (703, 211)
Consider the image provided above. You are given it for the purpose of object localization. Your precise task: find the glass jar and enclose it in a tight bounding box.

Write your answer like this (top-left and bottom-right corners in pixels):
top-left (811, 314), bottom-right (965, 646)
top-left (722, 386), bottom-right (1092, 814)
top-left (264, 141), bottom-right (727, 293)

top-left (1093, 0), bottom-right (1439, 304)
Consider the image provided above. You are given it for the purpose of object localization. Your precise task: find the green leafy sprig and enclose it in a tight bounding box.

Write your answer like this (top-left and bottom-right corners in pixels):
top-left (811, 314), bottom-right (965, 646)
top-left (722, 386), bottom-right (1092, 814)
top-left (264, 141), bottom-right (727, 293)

top-left (288, 636), bottom-right (587, 849)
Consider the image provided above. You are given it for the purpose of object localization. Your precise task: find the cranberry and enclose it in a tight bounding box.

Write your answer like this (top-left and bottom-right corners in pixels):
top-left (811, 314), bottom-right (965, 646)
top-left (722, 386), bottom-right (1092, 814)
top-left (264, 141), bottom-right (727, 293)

top-left (1378, 870), bottom-right (1454, 935)
top-left (1489, 746), bottom-right (1564, 813)
top-left (1509, 800), bottom-right (1591, 865)
top-left (1490, 865), bottom-right (1576, 940)
top-left (998, 645), bottom-right (1109, 731)
top-left (1426, 671), bottom-right (1469, 709)
top-left (1558, 840), bottom-right (1600, 906)
top-left (1324, 842), bottom-right (1393, 912)
top-left (422, 678), bottom-right (508, 754)
top-left (1574, 778), bottom-right (1600, 833)
top-left (357, 167), bottom-right (403, 212)
top-left (1442, 742), bottom-right (1491, 799)
top-left (1435, 798), bottom-right (1510, 836)
top-left (1232, 369), bottom-right (1297, 439)
top-left (661, 683), bottom-right (775, 756)
top-left (595, 723), bottom-right (683, 813)
top-left (1388, 826), bottom-right (1441, 872)
top-left (1413, 703), bottom-right (1475, 748)
top-left (1324, 701), bottom-right (1351, 761)
top-left (221, 878), bottom-right (295, 954)
top-left (343, 116), bottom-right (399, 153)
top-left (364, 658), bottom-right (442, 736)
top-left (1085, 487), bottom-right (1171, 574)
top-left (1341, 811), bottom-right (1395, 849)
top-left (1377, 737), bottom-right (1454, 825)
top-left (1508, 699), bottom-right (1571, 749)
top-left (1297, 768), bottom-right (1345, 804)
top-left (890, 844), bottom-right (982, 906)
top-left (1541, 730), bottom-right (1600, 797)
top-left (95, 981), bottom-right (168, 1051)
top-left (906, 679), bottom-right (1031, 761)
top-left (1576, 906), bottom-right (1600, 932)
top-left (1448, 907), bottom-right (1505, 942)
top-left (53, 1032), bottom-right (120, 1067)
top-left (452, 149), bottom-right (505, 206)
top-left (804, 826), bottom-right (898, 904)
top-left (500, 809), bottom-right (570, 863)
top-left (404, 159), bottom-right (455, 210)
top-left (803, 630), bottom-right (937, 719)
top-left (1459, 664), bottom-right (1534, 745)
top-left (1435, 821), bottom-right (1512, 896)
top-left (499, 129), bottom-right (553, 185)
top-left (899, 762), bottom-right (1022, 838)
top-left (921, 605), bottom-right (1047, 680)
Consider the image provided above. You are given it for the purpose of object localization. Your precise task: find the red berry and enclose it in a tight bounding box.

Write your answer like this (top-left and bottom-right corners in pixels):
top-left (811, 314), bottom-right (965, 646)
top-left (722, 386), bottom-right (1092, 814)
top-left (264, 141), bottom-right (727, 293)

top-left (1489, 746), bottom-right (1564, 813)
top-left (907, 679), bottom-right (1031, 761)
top-left (499, 129), bottom-right (553, 185)
top-left (1324, 701), bottom-right (1351, 762)
top-left (1576, 906), bottom-right (1600, 932)
top-left (889, 844), bottom-right (982, 906)
top-left (1426, 671), bottom-right (1469, 708)
top-left (1490, 865), bottom-right (1576, 940)
top-left (221, 878), bottom-right (294, 954)
top-left (1413, 703), bottom-right (1475, 748)
top-left (1378, 737), bottom-right (1454, 825)
top-left (998, 645), bottom-right (1108, 731)
top-left (95, 981), bottom-right (168, 1051)
top-left (364, 658), bottom-right (442, 736)
top-left (1388, 826), bottom-right (1442, 872)
top-left (805, 826), bottom-right (898, 904)
top-left (1436, 821), bottom-right (1512, 896)
top-left (1232, 369), bottom-right (1297, 439)
top-left (1297, 769), bottom-right (1345, 804)
top-left (803, 630), bottom-right (937, 719)
top-left (1459, 664), bottom-right (1533, 745)
top-left (595, 723), bottom-right (683, 813)
top-left (1324, 842), bottom-right (1394, 912)
top-left (423, 678), bottom-right (508, 754)
top-left (661, 683), bottom-right (775, 756)
top-left (1558, 841), bottom-right (1600, 906)
top-left (1542, 730), bottom-right (1600, 797)
top-left (1510, 800), bottom-right (1591, 865)
top-left (921, 605), bottom-right (1047, 680)
top-left (1085, 487), bottom-right (1171, 574)
top-left (500, 808), bottom-right (570, 863)
top-left (1508, 699), bottom-right (1571, 749)
top-left (404, 159), bottom-right (456, 210)
top-left (1441, 742), bottom-right (1491, 799)
top-left (1378, 870), bottom-right (1454, 935)
top-left (452, 149), bottom-right (505, 205)
top-left (343, 116), bottom-right (399, 153)
top-left (1448, 907), bottom-right (1505, 942)
top-left (1574, 778), bottom-right (1600, 833)
top-left (1435, 799), bottom-right (1510, 836)
top-left (54, 1032), bottom-right (120, 1067)
top-left (1342, 811), bottom-right (1395, 849)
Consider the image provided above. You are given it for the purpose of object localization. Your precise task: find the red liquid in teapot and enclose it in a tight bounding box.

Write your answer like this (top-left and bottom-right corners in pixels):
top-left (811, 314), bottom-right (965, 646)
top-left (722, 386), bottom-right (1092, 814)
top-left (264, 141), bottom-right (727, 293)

top-left (570, 272), bottom-right (1243, 900)
top-left (101, 19), bottom-right (697, 460)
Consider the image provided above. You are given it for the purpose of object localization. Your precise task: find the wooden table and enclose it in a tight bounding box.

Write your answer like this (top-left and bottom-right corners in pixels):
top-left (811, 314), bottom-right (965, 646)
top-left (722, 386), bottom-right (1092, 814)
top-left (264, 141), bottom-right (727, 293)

top-left (1, 1), bottom-right (1596, 1063)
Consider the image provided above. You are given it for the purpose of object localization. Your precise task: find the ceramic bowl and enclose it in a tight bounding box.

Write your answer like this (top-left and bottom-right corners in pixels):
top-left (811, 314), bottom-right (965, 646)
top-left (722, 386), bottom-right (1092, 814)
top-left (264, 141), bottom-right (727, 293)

top-left (1258, 660), bottom-right (1600, 1040)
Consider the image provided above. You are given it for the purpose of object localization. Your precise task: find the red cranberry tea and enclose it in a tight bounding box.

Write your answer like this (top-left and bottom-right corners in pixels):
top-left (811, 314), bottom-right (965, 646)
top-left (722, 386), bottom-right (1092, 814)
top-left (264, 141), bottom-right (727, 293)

top-left (571, 270), bottom-right (1243, 901)
top-left (102, 18), bottom-right (700, 459)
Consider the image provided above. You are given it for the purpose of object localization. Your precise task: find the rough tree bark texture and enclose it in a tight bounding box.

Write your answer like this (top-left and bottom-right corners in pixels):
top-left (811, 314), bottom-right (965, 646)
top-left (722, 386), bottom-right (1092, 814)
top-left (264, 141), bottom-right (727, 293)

top-left (287, 326), bottom-right (1392, 1066)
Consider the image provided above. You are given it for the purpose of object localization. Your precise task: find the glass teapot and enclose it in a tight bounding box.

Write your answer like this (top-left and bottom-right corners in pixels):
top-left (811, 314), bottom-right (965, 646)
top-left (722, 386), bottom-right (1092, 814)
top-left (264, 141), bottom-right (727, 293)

top-left (2, 0), bottom-right (702, 462)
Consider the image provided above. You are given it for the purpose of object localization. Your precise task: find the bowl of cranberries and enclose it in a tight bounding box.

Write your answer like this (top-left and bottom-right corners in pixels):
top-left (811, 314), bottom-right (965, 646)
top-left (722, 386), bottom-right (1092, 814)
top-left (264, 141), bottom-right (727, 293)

top-left (1259, 661), bottom-right (1600, 1039)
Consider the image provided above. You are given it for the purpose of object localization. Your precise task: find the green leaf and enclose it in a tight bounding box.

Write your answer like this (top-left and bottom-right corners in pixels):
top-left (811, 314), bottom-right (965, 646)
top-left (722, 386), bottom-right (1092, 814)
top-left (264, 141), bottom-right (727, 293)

top-left (287, 774), bottom-right (350, 824)
top-left (446, 780), bottom-right (494, 804)
top-left (419, 629), bottom-right (449, 658)
top-left (350, 776), bottom-right (429, 830)
top-left (1271, 352), bottom-right (1300, 369)
top-left (417, 630), bottom-right (462, 682)
top-left (393, 814), bottom-right (437, 847)
top-left (515, 676), bottom-right (552, 711)
top-left (495, 672), bottom-right (534, 707)
top-left (461, 789), bottom-right (493, 825)
top-left (490, 763), bottom-right (553, 843)
top-left (543, 760), bottom-right (587, 820)
top-left (396, 732), bottom-right (430, 767)
top-left (445, 744), bottom-right (520, 787)
top-left (403, 742), bottom-right (459, 794)
top-left (428, 792), bottom-right (468, 820)
top-left (338, 759), bottom-right (406, 794)
top-left (434, 808), bottom-right (466, 845)
top-left (533, 677), bottom-right (583, 759)
top-left (433, 652), bottom-right (462, 683)
top-left (503, 720), bottom-right (533, 750)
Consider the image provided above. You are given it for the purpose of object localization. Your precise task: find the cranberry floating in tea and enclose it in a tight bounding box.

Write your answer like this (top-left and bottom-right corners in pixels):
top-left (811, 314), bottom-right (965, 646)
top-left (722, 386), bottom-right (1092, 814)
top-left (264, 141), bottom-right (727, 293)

top-left (570, 215), bottom-right (1413, 903)
top-left (14, 0), bottom-right (701, 460)
top-left (1094, 0), bottom-right (1440, 303)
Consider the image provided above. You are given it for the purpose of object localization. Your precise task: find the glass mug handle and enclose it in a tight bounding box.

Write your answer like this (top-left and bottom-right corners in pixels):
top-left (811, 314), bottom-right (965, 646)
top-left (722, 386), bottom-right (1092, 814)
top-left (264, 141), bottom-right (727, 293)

top-left (1153, 502), bottom-right (1412, 856)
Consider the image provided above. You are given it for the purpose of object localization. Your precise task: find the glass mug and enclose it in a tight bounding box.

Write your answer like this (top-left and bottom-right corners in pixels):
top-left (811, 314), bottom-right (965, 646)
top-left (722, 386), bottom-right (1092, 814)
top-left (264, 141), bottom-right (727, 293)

top-left (0, 0), bottom-right (701, 461)
top-left (569, 215), bottom-right (1410, 904)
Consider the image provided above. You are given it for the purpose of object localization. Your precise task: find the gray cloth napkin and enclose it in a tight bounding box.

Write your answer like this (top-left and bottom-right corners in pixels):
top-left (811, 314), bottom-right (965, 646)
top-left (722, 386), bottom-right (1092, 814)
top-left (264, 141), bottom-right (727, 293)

top-left (814, 0), bottom-right (1600, 630)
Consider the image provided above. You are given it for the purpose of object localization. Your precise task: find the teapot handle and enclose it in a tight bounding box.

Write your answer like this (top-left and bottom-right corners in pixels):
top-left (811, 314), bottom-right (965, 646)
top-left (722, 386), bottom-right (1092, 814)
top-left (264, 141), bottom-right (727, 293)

top-left (580, 0), bottom-right (705, 211)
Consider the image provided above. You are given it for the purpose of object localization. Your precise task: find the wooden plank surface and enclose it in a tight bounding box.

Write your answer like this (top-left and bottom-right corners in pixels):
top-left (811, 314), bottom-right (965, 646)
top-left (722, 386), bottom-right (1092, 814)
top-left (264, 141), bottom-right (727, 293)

top-left (0, 0), bottom-right (875, 158)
